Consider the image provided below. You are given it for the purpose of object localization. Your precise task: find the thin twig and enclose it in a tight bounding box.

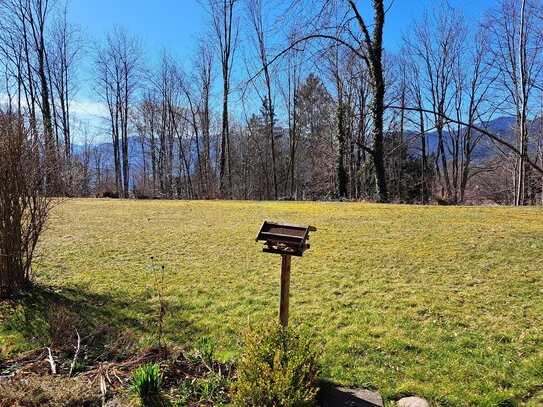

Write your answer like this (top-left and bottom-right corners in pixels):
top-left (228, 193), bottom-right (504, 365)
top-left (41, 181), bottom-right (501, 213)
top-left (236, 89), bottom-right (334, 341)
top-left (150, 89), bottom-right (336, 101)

top-left (69, 329), bottom-right (81, 377)
top-left (99, 363), bottom-right (107, 407)
top-left (46, 347), bottom-right (56, 375)
top-left (197, 352), bottom-right (214, 374)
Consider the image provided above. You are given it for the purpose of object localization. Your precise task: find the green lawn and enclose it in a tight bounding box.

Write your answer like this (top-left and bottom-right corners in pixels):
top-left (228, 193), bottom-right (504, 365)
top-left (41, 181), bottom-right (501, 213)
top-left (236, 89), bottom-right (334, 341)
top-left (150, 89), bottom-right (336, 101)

top-left (2, 199), bottom-right (543, 405)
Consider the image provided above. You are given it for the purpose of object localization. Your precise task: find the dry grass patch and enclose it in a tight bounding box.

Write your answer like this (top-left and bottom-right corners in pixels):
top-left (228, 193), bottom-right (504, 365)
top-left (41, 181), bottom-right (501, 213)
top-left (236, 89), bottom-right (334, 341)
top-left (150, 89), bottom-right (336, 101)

top-left (0, 375), bottom-right (101, 407)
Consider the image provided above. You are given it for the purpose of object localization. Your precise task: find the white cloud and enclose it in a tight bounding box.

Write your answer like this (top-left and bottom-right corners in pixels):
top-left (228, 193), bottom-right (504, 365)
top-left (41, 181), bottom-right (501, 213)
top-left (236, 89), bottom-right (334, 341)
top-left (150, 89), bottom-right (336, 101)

top-left (1, 93), bottom-right (108, 119)
top-left (0, 94), bottom-right (111, 143)
top-left (69, 99), bottom-right (109, 118)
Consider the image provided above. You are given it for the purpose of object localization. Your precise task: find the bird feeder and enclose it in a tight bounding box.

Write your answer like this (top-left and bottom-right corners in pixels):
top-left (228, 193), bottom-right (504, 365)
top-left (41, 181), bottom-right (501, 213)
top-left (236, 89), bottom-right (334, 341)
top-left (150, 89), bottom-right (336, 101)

top-left (255, 221), bottom-right (317, 326)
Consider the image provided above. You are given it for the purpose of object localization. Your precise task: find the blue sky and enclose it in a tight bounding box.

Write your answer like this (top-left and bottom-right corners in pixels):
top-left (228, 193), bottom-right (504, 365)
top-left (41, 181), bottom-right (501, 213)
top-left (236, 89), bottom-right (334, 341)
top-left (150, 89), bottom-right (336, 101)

top-left (68, 0), bottom-right (497, 60)
top-left (69, 0), bottom-right (205, 60)
top-left (65, 0), bottom-right (498, 140)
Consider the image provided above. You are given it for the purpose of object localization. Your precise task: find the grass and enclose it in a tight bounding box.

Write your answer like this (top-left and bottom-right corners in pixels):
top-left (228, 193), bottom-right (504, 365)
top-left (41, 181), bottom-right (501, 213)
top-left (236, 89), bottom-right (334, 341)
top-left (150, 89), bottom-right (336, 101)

top-left (1, 199), bottom-right (543, 406)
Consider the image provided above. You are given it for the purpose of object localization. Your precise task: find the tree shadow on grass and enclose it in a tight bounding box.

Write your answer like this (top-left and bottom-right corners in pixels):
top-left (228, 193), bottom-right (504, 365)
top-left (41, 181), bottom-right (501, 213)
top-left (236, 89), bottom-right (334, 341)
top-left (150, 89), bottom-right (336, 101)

top-left (0, 283), bottom-right (199, 359)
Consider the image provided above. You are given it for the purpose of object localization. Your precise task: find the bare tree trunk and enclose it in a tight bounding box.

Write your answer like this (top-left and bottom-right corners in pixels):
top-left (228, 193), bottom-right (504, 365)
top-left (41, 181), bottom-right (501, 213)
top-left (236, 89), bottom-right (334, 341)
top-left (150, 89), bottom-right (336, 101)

top-left (417, 96), bottom-right (428, 204)
top-left (28, 0), bottom-right (59, 194)
top-left (248, 0), bottom-right (278, 199)
top-left (210, 0), bottom-right (238, 198)
top-left (515, 0), bottom-right (528, 206)
top-left (348, 0), bottom-right (388, 202)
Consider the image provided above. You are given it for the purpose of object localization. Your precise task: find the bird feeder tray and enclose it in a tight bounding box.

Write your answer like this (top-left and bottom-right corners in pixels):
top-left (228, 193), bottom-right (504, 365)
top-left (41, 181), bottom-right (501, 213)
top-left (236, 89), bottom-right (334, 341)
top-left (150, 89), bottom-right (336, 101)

top-left (255, 221), bottom-right (317, 257)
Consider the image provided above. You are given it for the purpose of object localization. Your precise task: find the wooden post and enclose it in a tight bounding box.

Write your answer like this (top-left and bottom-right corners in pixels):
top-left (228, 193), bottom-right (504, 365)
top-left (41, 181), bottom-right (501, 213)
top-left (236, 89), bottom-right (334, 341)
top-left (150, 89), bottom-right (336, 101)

top-left (279, 254), bottom-right (291, 327)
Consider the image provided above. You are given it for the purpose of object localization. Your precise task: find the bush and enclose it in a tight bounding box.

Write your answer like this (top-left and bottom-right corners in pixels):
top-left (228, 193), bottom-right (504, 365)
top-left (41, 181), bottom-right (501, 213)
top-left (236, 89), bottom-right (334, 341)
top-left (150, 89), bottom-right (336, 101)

top-left (130, 363), bottom-right (164, 407)
top-left (95, 187), bottom-right (119, 198)
top-left (232, 322), bottom-right (320, 407)
top-left (47, 303), bottom-right (81, 348)
top-left (0, 112), bottom-right (52, 298)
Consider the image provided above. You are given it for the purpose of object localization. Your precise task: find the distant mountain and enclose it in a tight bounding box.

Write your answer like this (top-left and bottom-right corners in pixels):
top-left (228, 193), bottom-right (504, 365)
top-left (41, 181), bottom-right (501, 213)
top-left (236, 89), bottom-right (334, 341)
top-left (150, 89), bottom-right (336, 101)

top-left (484, 116), bottom-right (517, 133)
top-left (74, 116), bottom-right (541, 169)
top-left (413, 115), bottom-right (542, 159)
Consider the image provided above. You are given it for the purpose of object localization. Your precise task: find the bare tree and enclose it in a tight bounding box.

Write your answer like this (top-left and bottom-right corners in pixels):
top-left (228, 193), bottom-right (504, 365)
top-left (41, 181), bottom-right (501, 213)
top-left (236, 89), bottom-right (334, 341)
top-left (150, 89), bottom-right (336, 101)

top-left (197, 42), bottom-right (216, 196)
top-left (48, 5), bottom-right (83, 195)
top-left (31, 0), bottom-right (59, 194)
top-left (183, 39), bottom-right (216, 197)
top-left (0, 0), bottom-right (62, 194)
top-left (95, 27), bottom-right (142, 198)
top-left (404, 7), bottom-right (466, 201)
top-left (135, 91), bottom-right (159, 197)
top-left (485, 0), bottom-right (543, 205)
top-left (281, 0), bottom-right (389, 201)
top-left (207, 0), bottom-right (239, 197)
top-left (247, 0), bottom-right (279, 198)
top-left (401, 52), bottom-right (431, 203)
top-left (277, 31), bottom-right (304, 198)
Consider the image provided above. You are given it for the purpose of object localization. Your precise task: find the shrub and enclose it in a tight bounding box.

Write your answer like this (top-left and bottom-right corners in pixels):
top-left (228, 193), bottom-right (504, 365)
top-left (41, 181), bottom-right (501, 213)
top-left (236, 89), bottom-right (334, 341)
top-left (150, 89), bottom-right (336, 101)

top-left (130, 363), bottom-right (164, 407)
top-left (95, 187), bottom-right (119, 198)
top-left (0, 112), bottom-right (53, 298)
top-left (232, 322), bottom-right (320, 407)
top-left (47, 303), bottom-right (80, 348)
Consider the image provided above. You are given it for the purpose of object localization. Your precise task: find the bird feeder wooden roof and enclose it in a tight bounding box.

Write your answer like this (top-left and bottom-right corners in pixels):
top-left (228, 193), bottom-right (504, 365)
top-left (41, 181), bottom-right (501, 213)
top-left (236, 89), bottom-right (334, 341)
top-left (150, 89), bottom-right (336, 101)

top-left (255, 220), bottom-right (317, 257)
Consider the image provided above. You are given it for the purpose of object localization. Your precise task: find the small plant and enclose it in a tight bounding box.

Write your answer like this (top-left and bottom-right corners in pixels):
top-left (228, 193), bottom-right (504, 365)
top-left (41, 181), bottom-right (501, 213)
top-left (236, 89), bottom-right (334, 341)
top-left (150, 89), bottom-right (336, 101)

top-left (70, 359), bottom-right (86, 375)
top-left (177, 378), bottom-right (193, 405)
top-left (194, 372), bottom-right (230, 405)
top-left (130, 363), bottom-right (164, 407)
top-left (177, 372), bottom-right (230, 406)
top-left (232, 322), bottom-right (321, 407)
top-left (196, 337), bottom-right (216, 367)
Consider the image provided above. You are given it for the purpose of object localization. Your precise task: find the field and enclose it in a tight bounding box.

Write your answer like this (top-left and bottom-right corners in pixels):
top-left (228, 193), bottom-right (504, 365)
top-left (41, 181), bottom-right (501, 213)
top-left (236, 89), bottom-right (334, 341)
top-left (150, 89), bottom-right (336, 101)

top-left (1, 199), bottom-right (543, 405)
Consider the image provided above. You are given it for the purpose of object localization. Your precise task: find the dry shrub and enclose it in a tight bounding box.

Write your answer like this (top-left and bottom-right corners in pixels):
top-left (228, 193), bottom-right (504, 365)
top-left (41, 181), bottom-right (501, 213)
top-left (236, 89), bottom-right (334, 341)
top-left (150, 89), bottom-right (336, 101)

top-left (0, 112), bottom-right (53, 298)
top-left (46, 303), bottom-right (80, 349)
top-left (95, 187), bottom-right (119, 198)
top-left (0, 375), bottom-right (101, 406)
top-left (101, 330), bottom-right (138, 361)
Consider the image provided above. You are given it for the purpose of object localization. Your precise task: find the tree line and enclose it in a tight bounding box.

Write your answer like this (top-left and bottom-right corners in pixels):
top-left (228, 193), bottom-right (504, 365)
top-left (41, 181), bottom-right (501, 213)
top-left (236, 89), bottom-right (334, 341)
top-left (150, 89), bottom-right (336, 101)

top-left (1, 0), bottom-right (542, 204)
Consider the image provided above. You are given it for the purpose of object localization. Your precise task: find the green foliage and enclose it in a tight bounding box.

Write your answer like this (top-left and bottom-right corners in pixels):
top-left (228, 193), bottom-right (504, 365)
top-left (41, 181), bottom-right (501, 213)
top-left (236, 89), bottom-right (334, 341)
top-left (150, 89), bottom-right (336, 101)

top-left (130, 363), bottom-right (164, 407)
top-left (196, 337), bottom-right (216, 366)
top-left (70, 359), bottom-right (86, 374)
top-left (194, 372), bottom-right (230, 405)
top-left (233, 322), bottom-right (320, 407)
top-left (177, 338), bottom-right (230, 405)
top-left (176, 378), bottom-right (193, 405)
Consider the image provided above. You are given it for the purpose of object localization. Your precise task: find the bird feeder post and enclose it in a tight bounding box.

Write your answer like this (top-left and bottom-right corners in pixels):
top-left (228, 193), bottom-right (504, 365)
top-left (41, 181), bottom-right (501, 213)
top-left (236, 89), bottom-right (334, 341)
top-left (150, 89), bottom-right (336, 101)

top-left (255, 221), bottom-right (316, 328)
top-left (279, 254), bottom-right (292, 327)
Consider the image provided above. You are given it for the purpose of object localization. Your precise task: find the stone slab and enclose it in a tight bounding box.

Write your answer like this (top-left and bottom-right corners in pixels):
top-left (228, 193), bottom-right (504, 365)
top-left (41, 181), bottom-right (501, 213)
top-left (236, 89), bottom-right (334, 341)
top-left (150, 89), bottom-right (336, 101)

top-left (397, 396), bottom-right (430, 407)
top-left (319, 386), bottom-right (384, 407)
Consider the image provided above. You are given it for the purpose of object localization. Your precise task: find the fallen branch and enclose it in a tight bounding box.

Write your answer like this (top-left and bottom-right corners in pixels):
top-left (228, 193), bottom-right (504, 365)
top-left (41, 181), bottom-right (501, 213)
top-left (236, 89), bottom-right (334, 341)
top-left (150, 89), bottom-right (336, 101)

top-left (81, 352), bottom-right (157, 378)
top-left (46, 347), bottom-right (56, 375)
top-left (69, 329), bottom-right (81, 377)
top-left (197, 352), bottom-right (214, 375)
top-left (99, 363), bottom-right (107, 407)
